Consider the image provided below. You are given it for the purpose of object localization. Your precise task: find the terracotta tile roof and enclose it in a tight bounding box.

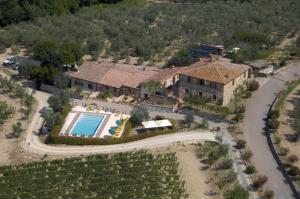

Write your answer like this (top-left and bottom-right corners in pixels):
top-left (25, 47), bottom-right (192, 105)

top-left (180, 58), bottom-right (251, 84)
top-left (69, 62), bottom-right (162, 89)
top-left (156, 67), bottom-right (188, 81)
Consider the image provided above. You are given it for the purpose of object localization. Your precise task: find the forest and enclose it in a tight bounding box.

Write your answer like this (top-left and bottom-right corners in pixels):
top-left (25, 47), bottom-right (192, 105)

top-left (0, 0), bottom-right (299, 68)
top-left (0, 0), bottom-right (123, 26)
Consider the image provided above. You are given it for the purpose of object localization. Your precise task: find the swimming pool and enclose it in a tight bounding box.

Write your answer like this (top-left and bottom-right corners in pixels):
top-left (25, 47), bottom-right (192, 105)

top-left (71, 113), bottom-right (105, 137)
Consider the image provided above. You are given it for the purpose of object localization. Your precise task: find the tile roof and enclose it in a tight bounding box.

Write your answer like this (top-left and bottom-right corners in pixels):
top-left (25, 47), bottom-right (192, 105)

top-left (155, 66), bottom-right (188, 81)
top-left (69, 62), bottom-right (163, 89)
top-left (180, 58), bottom-right (250, 84)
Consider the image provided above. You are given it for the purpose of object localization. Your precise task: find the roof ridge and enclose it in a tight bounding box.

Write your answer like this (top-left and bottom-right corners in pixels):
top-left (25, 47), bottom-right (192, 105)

top-left (212, 63), bottom-right (227, 84)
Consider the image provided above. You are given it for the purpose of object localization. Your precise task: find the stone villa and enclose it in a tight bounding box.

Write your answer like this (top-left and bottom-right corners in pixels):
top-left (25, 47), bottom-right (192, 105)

top-left (178, 58), bottom-right (251, 105)
top-left (69, 58), bottom-right (251, 106)
top-left (69, 61), bottom-right (183, 98)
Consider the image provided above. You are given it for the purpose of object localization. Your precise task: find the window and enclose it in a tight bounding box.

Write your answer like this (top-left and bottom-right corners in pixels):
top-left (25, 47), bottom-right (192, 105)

top-left (88, 84), bottom-right (93, 90)
top-left (187, 77), bottom-right (191, 83)
top-left (210, 82), bottom-right (217, 89)
top-left (232, 79), bottom-right (235, 85)
top-left (155, 91), bottom-right (162, 96)
top-left (213, 95), bottom-right (217, 101)
top-left (185, 88), bottom-right (189, 95)
top-left (74, 80), bottom-right (83, 87)
top-left (173, 77), bottom-right (176, 83)
top-left (198, 79), bottom-right (204, 85)
top-left (198, 92), bottom-right (203, 97)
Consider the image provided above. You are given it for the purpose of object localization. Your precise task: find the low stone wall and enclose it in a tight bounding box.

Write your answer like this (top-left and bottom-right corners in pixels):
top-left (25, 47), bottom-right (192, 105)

top-left (40, 84), bottom-right (82, 99)
top-left (266, 95), bottom-right (300, 199)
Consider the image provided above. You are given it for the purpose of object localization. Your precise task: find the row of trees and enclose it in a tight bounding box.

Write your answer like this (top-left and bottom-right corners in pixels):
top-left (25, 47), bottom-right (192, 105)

top-left (0, 75), bottom-right (34, 138)
top-left (0, 151), bottom-right (188, 199)
top-left (0, 101), bottom-right (15, 127)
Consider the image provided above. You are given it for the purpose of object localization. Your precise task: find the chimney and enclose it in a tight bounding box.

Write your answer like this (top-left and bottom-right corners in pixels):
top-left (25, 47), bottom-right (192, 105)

top-left (143, 67), bottom-right (146, 71)
top-left (209, 54), bottom-right (220, 62)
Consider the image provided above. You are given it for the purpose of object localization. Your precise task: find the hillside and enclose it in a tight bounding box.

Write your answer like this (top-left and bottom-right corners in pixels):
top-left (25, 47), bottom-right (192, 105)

top-left (0, 0), bottom-right (299, 65)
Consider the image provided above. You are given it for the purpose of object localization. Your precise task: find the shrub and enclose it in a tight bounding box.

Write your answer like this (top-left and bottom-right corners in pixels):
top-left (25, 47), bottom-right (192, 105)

top-left (287, 154), bottom-right (299, 163)
top-left (269, 110), bottom-right (280, 119)
top-left (279, 59), bottom-right (287, 66)
top-left (248, 80), bottom-right (260, 91)
top-left (223, 184), bottom-right (249, 199)
top-left (219, 158), bottom-right (233, 170)
top-left (226, 170), bottom-right (237, 183)
top-left (245, 165), bottom-right (256, 174)
top-left (241, 149), bottom-right (253, 161)
top-left (130, 106), bottom-right (150, 127)
top-left (268, 119), bottom-right (280, 129)
top-left (262, 189), bottom-right (274, 199)
top-left (253, 175), bottom-right (268, 188)
top-left (242, 91), bottom-right (252, 99)
top-left (137, 57), bottom-right (144, 65)
top-left (273, 135), bottom-right (281, 144)
top-left (236, 139), bottom-right (246, 149)
top-left (198, 119), bottom-right (209, 129)
top-left (153, 115), bottom-right (165, 120)
top-left (184, 112), bottom-right (194, 128)
top-left (122, 121), bottom-right (133, 137)
top-left (48, 126), bottom-right (177, 146)
top-left (278, 147), bottom-right (289, 156)
top-left (288, 166), bottom-right (300, 176)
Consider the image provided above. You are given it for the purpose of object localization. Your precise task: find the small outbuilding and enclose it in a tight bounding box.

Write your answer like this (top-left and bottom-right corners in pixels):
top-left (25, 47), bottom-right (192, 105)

top-left (248, 60), bottom-right (272, 70)
top-left (141, 120), bottom-right (172, 129)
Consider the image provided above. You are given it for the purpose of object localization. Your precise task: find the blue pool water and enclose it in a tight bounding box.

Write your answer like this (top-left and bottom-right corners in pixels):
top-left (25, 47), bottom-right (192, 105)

top-left (71, 114), bottom-right (104, 137)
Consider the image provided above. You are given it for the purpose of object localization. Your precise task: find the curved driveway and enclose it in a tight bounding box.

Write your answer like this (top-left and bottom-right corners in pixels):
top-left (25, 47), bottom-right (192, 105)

top-left (23, 91), bottom-right (227, 156)
top-left (23, 87), bottom-right (259, 198)
top-left (243, 61), bottom-right (300, 199)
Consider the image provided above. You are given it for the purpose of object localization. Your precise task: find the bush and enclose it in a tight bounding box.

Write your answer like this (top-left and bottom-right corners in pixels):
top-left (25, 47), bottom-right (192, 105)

top-left (273, 135), bottom-right (281, 144)
top-left (130, 106), bottom-right (150, 127)
top-left (48, 127), bottom-right (177, 146)
top-left (248, 80), bottom-right (260, 91)
top-left (279, 59), bottom-right (287, 66)
top-left (268, 119), bottom-right (280, 129)
top-left (184, 112), bottom-right (194, 128)
top-left (137, 57), bottom-right (144, 65)
top-left (198, 119), bottom-right (209, 129)
top-left (122, 120), bottom-right (133, 137)
top-left (241, 149), bottom-right (253, 161)
top-left (262, 189), bottom-right (274, 199)
top-left (245, 165), bottom-right (256, 174)
top-left (223, 184), bottom-right (249, 199)
top-left (278, 147), bottom-right (289, 156)
top-left (287, 154), bottom-right (299, 163)
top-left (219, 158), bottom-right (233, 170)
top-left (288, 166), bottom-right (300, 176)
top-left (269, 110), bottom-right (280, 119)
top-left (236, 139), bottom-right (246, 149)
top-left (153, 115), bottom-right (165, 120)
top-left (253, 175), bottom-right (268, 188)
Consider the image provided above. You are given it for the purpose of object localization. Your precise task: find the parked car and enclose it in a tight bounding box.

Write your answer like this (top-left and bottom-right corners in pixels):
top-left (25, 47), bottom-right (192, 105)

top-left (3, 59), bottom-right (15, 66)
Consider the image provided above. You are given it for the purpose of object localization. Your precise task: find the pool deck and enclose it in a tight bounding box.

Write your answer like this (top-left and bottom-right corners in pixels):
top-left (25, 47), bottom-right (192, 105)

top-left (60, 106), bottom-right (130, 138)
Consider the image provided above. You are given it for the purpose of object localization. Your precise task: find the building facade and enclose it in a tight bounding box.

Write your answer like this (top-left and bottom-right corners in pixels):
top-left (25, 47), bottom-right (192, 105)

top-left (178, 58), bottom-right (251, 105)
